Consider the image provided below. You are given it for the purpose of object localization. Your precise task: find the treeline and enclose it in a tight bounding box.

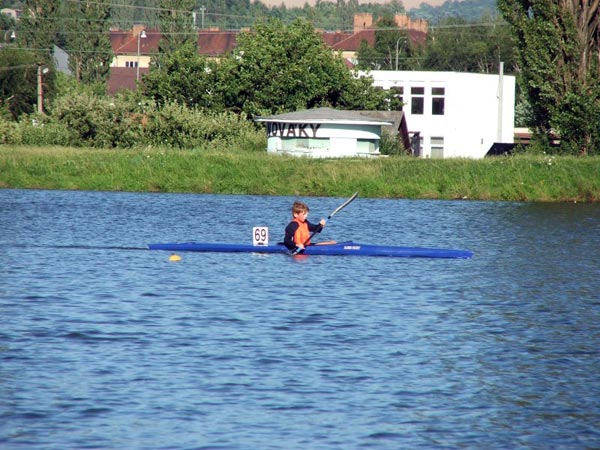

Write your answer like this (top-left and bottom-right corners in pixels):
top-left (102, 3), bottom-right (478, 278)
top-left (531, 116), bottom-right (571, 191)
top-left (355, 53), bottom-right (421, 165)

top-left (0, 19), bottom-right (404, 155)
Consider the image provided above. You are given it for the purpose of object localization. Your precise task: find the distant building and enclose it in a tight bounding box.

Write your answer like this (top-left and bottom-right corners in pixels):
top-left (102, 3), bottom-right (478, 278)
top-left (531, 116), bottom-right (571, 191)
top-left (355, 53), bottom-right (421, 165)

top-left (254, 107), bottom-right (409, 158)
top-left (107, 13), bottom-right (426, 93)
top-left (108, 25), bottom-right (239, 94)
top-left (1, 8), bottom-right (22, 20)
top-left (365, 70), bottom-right (516, 159)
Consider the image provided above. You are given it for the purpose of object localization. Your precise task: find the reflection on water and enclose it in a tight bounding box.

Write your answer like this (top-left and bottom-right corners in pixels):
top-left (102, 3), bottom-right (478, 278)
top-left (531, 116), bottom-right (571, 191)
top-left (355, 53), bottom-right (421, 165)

top-left (1, 189), bottom-right (599, 449)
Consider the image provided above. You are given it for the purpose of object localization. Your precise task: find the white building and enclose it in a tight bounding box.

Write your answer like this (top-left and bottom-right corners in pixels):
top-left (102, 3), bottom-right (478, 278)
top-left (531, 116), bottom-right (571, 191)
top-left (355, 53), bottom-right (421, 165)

top-left (255, 108), bottom-right (408, 158)
top-left (366, 69), bottom-right (516, 159)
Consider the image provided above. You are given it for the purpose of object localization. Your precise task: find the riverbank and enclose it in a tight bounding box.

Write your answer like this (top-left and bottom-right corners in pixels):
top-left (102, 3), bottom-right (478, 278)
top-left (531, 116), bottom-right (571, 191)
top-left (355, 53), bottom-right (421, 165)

top-left (1, 146), bottom-right (599, 202)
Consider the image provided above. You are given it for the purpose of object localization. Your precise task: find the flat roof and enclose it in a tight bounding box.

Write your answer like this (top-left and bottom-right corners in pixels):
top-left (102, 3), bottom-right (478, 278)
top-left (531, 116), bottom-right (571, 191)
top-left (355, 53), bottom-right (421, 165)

top-left (254, 107), bottom-right (393, 126)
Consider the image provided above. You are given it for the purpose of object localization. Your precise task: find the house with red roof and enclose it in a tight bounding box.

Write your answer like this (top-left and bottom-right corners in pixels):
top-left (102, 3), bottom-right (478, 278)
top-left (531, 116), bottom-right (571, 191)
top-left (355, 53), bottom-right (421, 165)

top-left (108, 13), bottom-right (427, 94)
top-left (108, 25), bottom-right (239, 94)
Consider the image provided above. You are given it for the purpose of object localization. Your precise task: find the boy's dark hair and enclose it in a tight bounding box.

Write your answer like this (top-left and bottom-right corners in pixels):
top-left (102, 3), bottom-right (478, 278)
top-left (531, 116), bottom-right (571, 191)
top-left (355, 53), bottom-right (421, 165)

top-left (292, 201), bottom-right (309, 215)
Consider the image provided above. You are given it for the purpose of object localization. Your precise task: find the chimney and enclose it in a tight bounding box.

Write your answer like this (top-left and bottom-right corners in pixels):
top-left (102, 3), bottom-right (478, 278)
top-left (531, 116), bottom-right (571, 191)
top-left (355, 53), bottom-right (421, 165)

top-left (353, 13), bottom-right (372, 33)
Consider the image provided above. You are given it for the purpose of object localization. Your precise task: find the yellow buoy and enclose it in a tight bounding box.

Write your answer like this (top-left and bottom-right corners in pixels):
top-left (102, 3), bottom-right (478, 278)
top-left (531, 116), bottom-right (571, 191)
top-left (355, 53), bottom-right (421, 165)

top-left (169, 254), bottom-right (181, 262)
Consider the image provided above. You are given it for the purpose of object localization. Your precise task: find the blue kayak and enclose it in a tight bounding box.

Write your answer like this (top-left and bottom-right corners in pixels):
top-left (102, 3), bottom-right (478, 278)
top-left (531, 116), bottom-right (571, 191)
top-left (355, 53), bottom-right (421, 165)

top-left (148, 241), bottom-right (473, 259)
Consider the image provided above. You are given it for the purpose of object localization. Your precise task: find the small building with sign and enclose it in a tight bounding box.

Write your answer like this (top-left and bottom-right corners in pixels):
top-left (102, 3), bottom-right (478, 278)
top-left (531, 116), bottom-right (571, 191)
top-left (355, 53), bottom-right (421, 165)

top-left (254, 108), bottom-right (409, 158)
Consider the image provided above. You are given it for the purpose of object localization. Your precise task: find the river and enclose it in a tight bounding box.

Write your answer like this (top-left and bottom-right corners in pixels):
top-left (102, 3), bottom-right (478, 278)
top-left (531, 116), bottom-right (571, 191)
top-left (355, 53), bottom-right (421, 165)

top-left (1, 189), bottom-right (599, 449)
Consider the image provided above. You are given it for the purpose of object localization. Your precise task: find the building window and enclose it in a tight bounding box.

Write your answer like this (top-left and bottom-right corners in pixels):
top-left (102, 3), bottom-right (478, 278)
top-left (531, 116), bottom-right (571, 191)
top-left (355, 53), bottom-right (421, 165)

top-left (282, 137), bottom-right (329, 150)
top-left (431, 136), bottom-right (444, 158)
top-left (410, 87), bottom-right (424, 115)
top-left (357, 139), bottom-right (376, 153)
top-left (125, 61), bottom-right (139, 68)
top-left (432, 87), bottom-right (445, 115)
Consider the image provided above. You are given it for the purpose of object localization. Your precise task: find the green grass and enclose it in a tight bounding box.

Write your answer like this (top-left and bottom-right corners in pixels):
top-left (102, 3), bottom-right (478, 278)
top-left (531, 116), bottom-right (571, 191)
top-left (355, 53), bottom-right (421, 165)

top-left (1, 145), bottom-right (599, 202)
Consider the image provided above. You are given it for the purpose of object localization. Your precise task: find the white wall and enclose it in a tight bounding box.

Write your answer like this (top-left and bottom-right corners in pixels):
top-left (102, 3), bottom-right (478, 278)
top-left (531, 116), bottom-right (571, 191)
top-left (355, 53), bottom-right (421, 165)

top-left (266, 122), bottom-right (383, 158)
top-left (367, 70), bottom-right (516, 159)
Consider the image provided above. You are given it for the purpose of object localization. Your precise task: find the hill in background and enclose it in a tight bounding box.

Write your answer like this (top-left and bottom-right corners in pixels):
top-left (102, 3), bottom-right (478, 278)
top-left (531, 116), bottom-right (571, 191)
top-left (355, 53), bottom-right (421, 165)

top-left (256, 0), bottom-right (499, 23)
top-left (257, 0), bottom-right (452, 9)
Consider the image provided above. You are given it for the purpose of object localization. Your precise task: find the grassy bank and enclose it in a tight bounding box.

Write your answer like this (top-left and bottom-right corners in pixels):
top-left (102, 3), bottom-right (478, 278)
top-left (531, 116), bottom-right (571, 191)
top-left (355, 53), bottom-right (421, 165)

top-left (1, 145), bottom-right (599, 202)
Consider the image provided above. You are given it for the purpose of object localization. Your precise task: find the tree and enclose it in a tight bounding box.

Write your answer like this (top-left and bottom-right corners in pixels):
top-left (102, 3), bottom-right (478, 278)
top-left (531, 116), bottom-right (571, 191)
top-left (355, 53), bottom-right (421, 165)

top-left (498, 0), bottom-right (600, 154)
top-left (17, 0), bottom-right (60, 64)
top-left (216, 18), bottom-right (391, 116)
top-left (0, 48), bottom-right (41, 118)
top-left (421, 17), bottom-right (516, 73)
top-left (142, 41), bottom-right (221, 109)
top-left (110, 0), bottom-right (136, 30)
top-left (158, 0), bottom-right (196, 54)
top-left (1, 13), bottom-right (16, 44)
top-left (63, 0), bottom-right (113, 84)
top-left (355, 15), bottom-right (414, 71)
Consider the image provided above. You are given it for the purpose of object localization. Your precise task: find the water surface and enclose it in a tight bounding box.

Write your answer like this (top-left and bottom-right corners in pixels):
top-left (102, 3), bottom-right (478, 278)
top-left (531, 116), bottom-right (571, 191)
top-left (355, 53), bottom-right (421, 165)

top-left (1, 189), bottom-right (599, 449)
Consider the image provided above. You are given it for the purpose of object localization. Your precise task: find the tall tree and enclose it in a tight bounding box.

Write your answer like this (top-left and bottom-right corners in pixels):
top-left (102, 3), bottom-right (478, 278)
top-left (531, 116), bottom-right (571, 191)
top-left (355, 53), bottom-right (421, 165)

top-left (158, 0), bottom-right (196, 54)
top-left (355, 15), bottom-right (414, 71)
top-left (17, 0), bottom-right (60, 64)
top-left (498, 0), bottom-right (600, 154)
top-left (0, 48), bottom-right (39, 118)
top-left (110, 0), bottom-right (136, 30)
top-left (422, 17), bottom-right (515, 73)
top-left (142, 41), bottom-right (220, 108)
top-left (63, 0), bottom-right (113, 84)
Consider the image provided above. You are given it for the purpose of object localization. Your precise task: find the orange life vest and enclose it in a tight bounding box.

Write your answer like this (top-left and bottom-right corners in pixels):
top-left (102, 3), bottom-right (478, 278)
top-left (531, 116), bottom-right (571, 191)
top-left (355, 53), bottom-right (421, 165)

top-left (292, 217), bottom-right (311, 245)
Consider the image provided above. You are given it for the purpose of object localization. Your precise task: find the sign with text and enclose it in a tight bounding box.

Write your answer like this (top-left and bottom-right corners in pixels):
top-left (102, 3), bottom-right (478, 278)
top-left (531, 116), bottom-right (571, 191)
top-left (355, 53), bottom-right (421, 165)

top-left (253, 227), bottom-right (269, 246)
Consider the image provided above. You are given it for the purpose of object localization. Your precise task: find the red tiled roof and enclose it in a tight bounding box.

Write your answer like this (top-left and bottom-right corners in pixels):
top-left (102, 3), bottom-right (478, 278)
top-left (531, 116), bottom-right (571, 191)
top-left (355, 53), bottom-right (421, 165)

top-left (110, 29), bottom-right (238, 57)
top-left (110, 28), bottom-right (426, 57)
top-left (322, 30), bottom-right (375, 50)
top-left (322, 29), bottom-right (427, 51)
top-left (111, 30), bottom-right (161, 55)
top-left (198, 30), bottom-right (238, 56)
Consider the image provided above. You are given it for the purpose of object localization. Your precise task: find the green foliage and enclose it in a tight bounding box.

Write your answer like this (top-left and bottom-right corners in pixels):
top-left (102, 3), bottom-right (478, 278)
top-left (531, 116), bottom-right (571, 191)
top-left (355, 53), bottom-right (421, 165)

top-left (2, 114), bottom-right (75, 146)
top-left (379, 132), bottom-right (407, 156)
top-left (143, 102), bottom-right (259, 148)
top-left (216, 18), bottom-right (392, 116)
top-left (358, 15), bottom-right (414, 71)
top-left (158, 0), bottom-right (197, 54)
top-left (110, 0), bottom-right (136, 29)
top-left (49, 92), bottom-right (143, 147)
top-left (552, 89), bottom-right (600, 156)
top-left (498, 0), bottom-right (600, 154)
top-left (422, 16), bottom-right (516, 73)
top-left (2, 148), bottom-right (599, 202)
top-left (412, 0), bottom-right (500, 25)
top-left (2, 91), bottom-right (263, 149)
top-left (62, 0), bottom-right (113, 83)
top-left (0, 48), bottom-right (39, 119)
top-left (17, 0), bottom-right (60, 63)
top-left (142, 42), bottom-right (220, 108)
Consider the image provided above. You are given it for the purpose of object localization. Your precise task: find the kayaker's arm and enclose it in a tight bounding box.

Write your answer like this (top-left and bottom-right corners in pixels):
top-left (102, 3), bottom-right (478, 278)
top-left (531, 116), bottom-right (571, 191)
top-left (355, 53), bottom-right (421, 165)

top-left (283, 221), bottom-right (300, 250)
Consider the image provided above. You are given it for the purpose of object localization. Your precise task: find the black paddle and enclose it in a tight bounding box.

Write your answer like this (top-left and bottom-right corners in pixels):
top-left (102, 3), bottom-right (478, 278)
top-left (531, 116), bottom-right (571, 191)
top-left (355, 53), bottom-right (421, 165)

top-left (302, 191), bottom-right (359, 247)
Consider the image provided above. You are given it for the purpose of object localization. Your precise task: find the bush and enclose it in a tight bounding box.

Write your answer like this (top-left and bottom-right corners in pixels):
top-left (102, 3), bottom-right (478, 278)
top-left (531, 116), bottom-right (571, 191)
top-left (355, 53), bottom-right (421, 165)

top-left (2, 92), bottom-right (266, 151)
top-left (50, 93), bottom-right (143, 148)
top-left (142, 102), bottom-right (265, 149)
top-left (379, 132), bottom-right (407, 156)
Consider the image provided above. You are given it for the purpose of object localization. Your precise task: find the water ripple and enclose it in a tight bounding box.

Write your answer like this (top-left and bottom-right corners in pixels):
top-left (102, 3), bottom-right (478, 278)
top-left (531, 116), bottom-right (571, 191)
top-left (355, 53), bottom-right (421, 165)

top-left (1, 190), bottom-right (599, 449)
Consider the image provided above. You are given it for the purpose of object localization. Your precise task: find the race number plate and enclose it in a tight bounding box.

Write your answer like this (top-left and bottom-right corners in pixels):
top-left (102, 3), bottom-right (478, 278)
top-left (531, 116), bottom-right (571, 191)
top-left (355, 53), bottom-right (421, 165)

top-left (253, 227), bottom-right (269, 246)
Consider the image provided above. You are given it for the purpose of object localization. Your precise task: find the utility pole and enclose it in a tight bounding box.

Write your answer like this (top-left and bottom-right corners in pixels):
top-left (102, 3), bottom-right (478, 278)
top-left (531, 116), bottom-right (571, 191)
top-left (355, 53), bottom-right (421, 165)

top-left (37, 65), bottom-right (48, 114)
top-left (199, 6), bottom-right (206, 29)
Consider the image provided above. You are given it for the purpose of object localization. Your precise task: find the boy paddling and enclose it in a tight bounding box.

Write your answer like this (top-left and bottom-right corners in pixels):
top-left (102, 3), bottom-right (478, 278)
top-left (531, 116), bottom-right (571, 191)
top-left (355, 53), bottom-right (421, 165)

top-left (283, 201), bottom-right (326, 254)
